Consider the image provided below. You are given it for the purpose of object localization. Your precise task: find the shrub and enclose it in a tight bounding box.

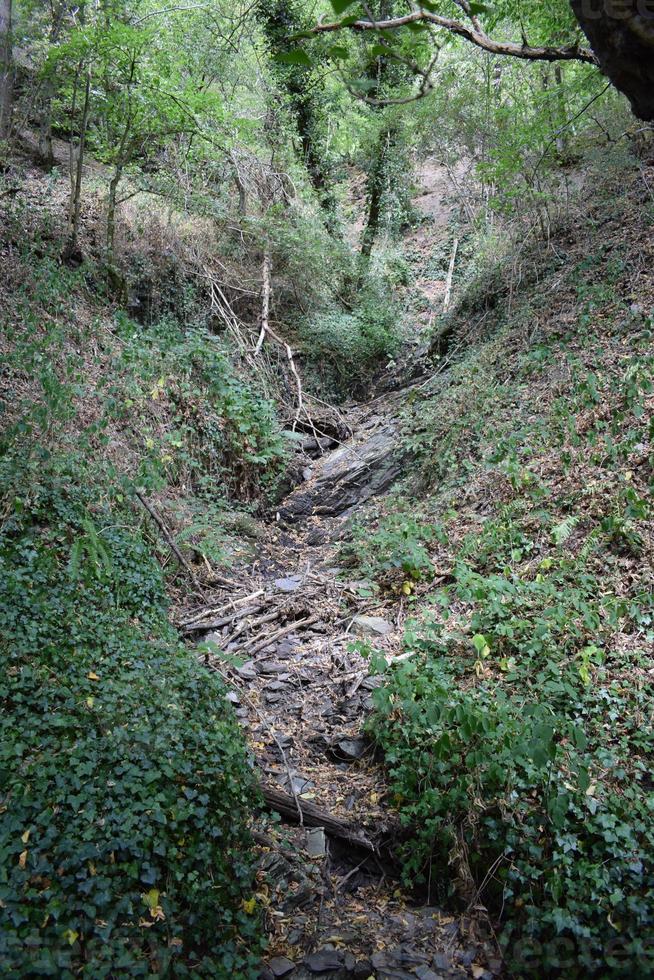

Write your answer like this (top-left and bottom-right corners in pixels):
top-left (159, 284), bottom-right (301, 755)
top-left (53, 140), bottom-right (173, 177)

top-left (299, 278), bottom-right (402, 398)
top-left (341, 506), bottom-right (445, 592)
top-left (368, 534), bottom-right (654, 976)
top-left (0, 452), bottom-right (263, 977)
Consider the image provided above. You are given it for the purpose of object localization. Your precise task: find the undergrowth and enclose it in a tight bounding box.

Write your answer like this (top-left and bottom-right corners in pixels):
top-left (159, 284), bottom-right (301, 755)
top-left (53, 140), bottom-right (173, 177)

top-left (0, 232), bottom-right (276, 974)
top-left (0, 448), bottom-right (263, 977)
top-left (347, 160), bottom-right (654, 976)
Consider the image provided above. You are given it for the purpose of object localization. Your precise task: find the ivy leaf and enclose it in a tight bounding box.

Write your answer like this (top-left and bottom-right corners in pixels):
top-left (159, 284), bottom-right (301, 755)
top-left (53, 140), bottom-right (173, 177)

top-left (143, 888), bottom-right (160, 911)
top-left (274, 49), bottom-right (312, 67)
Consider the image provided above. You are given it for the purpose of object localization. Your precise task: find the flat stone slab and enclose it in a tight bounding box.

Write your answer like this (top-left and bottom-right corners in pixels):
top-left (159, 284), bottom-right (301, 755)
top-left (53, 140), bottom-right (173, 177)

top-left (274, 575), bottom-right (303, 592)
top-left (304, 949), bottom-right (344, 973)
top-left (278, 424), bottom-right (403, 522)
top-left (268, 956), bottom-right (296, 977)
top-left (351, 615), bottom-right (394, 637)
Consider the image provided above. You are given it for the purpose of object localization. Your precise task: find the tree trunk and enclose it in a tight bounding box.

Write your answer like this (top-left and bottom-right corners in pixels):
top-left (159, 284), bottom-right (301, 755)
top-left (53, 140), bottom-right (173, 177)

top-left (64, 67), bottom-right (91, 262)
top-left (38, 3), bottom-right (66, 169)
top-left (0, 0), bottom-right (13, 140)
top-left (361, 129), bottom-right (392, 259)
top-left (570, 0), bottom-right (654, 121)
top-left (106, 164), bottom-right (123, 263)
top-left (360, 171), bottom-right (382, 259)
top-left (38, 82), bottom-right (55, 169)
top-left (553, 64), bottom-right (569, 157)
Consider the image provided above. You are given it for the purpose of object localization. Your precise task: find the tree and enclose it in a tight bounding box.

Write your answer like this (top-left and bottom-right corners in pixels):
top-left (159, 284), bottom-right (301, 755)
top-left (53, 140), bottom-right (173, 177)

top-left (0, 0), bottom-right (12, 139)
top-left (571, 0), bottom-right (654, 121)
top-left (357, 1), bottom-right (416, 259)
top-left (258, 0), bottom-right (337, 216)
top-left (306, 1), bottom-right (654, 121)
top-left (38, 1), bottom-right (68, 169)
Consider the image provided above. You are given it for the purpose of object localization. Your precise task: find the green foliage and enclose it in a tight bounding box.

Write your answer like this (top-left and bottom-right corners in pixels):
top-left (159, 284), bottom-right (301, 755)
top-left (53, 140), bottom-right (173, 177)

top-left (299, 276), bottom-right (402, 397)
top-left (371, 644), bottom-right (653, 975)
top-left (343, 505), bottom-right (446, 590)
top-left (0, 450), bottom-right (263, 977)
top-left (109, 312), bottom-right (287, 499)
top-left (356, 163), bottom-right (654, 977)
top-left (369, 521), bottom-right (653, 974)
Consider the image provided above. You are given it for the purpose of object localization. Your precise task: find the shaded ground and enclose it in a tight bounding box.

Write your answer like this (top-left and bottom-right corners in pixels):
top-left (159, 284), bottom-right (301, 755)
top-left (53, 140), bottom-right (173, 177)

top-left (176, 399), bottom-right (501, 980)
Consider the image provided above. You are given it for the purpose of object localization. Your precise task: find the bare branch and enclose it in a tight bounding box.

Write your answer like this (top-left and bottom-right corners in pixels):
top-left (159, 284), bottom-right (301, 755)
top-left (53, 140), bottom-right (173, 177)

top-left (132, 4), bottom-right (209, 26)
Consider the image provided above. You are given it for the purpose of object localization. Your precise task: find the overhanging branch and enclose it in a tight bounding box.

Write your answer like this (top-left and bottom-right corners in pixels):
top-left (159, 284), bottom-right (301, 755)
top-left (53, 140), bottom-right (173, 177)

top-left (312, 10), bottom-right (597, 66)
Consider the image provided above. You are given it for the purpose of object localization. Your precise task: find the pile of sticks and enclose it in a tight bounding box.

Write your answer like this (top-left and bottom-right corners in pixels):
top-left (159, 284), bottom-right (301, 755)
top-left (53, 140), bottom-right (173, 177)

top-left (179, 588), bottom-right (324, 657)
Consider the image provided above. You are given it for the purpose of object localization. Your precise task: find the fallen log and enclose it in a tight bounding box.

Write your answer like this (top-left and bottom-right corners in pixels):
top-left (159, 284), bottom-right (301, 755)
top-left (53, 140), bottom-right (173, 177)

top-left (261, 784), bottom-right (378, 853)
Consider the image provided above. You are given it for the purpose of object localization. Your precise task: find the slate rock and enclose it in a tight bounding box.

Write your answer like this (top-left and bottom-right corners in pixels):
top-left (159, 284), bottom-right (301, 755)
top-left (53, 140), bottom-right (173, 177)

top-left (236, 659), bottom-right (258, 678)
top-left (390, 948), bottom-right (429, 966)
top-left (353, 961), bottom-right (372, 978)
top-left (305, 827), bottom-right (326, 857)
top-left (265, 680), bottom-right (290, 692)
top-left (414, 967), bottom-right (444, 980)
top-left (351, 615), bottom-right (393, 637)
top-left (432, 953), bottom-right (451, 972)
top-left (274, 576), bottom-right (302, 592)
top-left (278, 424), bottom-right (402, 522)
top-left (268, 956), bottom-right (296, 977)
top-left (283, 881), bottom-right (314, 910)
top-left (304, 949), bottom-right (344, 973)
top-left (343, 952), bottom-right (356, 973)
top-left (330, 737), bottom-right (367, 761)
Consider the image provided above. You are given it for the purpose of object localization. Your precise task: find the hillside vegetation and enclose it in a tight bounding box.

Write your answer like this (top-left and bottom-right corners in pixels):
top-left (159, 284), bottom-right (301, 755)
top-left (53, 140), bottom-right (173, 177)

top-left (347, 153), bottom-right (654, 975)
top-left (1, 1), bottom-right (653, 977)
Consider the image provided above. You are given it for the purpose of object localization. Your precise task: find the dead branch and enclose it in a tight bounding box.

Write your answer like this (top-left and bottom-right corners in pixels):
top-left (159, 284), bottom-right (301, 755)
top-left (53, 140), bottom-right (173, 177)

top-left (243, 613), bottom-right (321, 656)
top-left (181, 603), bottom-right (264, 634)
top-left (135, 492), bottom-right (202, 589)
top-left (180, 589), bottom-right (265, 628)
top-left (253, 248), bottom-right (272, 356)
top-left (261, 785), bottom-right (377, 852)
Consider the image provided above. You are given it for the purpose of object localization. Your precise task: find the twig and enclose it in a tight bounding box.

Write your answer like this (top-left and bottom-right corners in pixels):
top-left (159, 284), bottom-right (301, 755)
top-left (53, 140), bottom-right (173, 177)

top-left (135, 492), bottom-right (202, 590)
top-left (180, 589), bottom-right (265, 628)
top-left (181, 603), bottom-right (264, 634)
top-left (443, 238), bottom-right (459, 313)
top-left (253, 249), bottom-right (272, 356)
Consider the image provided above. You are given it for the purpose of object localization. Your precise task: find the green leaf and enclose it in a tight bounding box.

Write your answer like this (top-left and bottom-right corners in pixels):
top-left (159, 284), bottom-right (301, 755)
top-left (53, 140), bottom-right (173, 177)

top-left (274, 49), bottom-right (312, 67)
top-left (330, 0), bottom-right (358, 13)
top-left (327, 45), bottom-right (350, 61)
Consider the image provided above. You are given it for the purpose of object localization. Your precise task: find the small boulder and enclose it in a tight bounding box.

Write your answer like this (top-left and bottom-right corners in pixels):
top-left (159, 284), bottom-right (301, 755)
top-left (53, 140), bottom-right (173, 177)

top-left (351, 615), bottom-right (393, 637)
top-left (268, 956), bottom-right (296, 977)
top-left (304, 949), bottom-right (344, 973)
top-left (274, 576), bottom-right (302, 592)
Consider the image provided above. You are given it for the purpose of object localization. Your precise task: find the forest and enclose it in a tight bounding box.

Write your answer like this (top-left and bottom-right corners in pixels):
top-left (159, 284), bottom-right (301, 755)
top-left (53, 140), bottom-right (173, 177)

top-left (0, 1), bottom-right (652, 977)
